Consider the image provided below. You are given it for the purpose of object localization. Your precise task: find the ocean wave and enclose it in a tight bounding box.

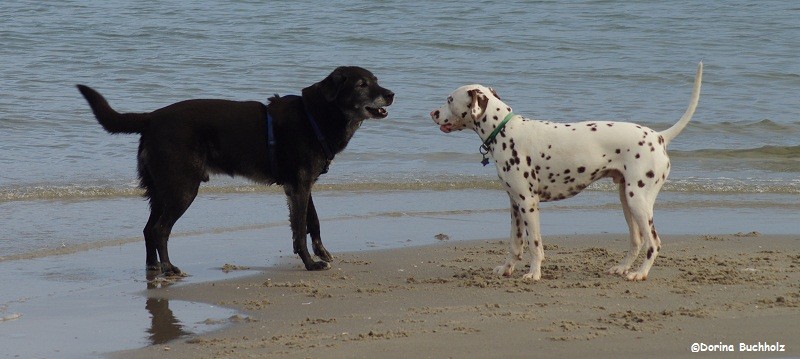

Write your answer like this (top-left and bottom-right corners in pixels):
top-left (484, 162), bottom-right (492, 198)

top-left (587, 178), bottom-right (800, 195)
top-left (0, 185), bottom-right (144, 202)
top-left (672, 145), bottom-right (800, 160)
top-left (0, 180), bottom-right (506, 203)
top-left (680, 119), bottom-right (800, 135)
top-left (2, 176), bottom-right (798, 203)
top-left (0, 184), bottom-right (275, 203)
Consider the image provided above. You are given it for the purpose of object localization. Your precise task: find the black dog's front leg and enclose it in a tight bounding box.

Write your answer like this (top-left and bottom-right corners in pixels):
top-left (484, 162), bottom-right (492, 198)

top-left (285, 184), bottom-right (331, 271)
top-left (307, 195), bottom-right (332, 262)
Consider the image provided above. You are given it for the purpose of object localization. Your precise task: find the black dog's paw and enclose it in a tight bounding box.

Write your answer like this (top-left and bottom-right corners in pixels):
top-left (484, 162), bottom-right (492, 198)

top-left (145, 266), bottom-right (162, 281)
top-left (306, 261), bottom-right (331, 271)
top-left (315, 249), bottom-right (333, 263)
top-left (162, 264), bottom-right (187, 278)
top-left (164, 270), bottom-right (188, 278)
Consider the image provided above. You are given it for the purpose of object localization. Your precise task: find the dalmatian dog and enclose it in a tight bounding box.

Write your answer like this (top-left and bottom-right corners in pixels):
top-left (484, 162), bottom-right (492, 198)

top-left (430, 63), bottom-right (702, 281)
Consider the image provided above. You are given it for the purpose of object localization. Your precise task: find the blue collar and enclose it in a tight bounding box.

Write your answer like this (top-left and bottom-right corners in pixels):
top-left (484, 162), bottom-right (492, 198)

top-left (300, 96), bottom-right (334, 161)
top-left (266, 94), bottom-right (334, 175)
top-left (266, 105), bottom-right (279, 175)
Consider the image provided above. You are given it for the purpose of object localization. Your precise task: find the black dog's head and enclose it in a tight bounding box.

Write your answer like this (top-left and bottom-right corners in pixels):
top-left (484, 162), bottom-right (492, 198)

top-left (310, 66), bottom-right (394, 121)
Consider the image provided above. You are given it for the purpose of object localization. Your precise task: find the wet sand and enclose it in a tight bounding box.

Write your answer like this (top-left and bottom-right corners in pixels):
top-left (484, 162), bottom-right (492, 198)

top-left (2, 189), bottom-right (798, 357)
top-left (112, 232), bottom-right (800, 358)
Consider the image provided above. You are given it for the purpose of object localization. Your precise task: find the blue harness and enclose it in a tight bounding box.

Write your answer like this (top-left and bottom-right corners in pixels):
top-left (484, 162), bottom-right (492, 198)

top-left (266, 94), bottom-right (333, 175)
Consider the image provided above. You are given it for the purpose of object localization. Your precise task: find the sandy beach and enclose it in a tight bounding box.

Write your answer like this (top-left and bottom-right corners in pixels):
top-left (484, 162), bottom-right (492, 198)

top-left (110, 232), bottom-right (800, 358)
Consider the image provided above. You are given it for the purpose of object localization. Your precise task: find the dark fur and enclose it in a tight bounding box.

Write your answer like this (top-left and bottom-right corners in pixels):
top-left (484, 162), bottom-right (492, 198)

top-left (77, 67), bottom-right (394, 276)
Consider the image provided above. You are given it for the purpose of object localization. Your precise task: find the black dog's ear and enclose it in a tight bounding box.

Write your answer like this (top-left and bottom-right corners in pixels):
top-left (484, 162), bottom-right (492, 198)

top-left (320, 68), bottom-right (348, 102)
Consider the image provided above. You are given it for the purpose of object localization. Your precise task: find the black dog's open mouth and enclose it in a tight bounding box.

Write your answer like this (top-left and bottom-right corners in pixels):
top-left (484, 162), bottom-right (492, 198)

top-left (366, 106), bottom-right (388, 119)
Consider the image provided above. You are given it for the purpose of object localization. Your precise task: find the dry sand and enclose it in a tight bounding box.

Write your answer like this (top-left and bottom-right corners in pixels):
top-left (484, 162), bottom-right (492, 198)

top-left (112, 233), bottom-right (800, 358)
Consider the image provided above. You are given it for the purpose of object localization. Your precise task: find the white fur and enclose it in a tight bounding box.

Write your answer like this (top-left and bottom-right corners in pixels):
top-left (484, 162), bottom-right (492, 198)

top-left (430, 63), bottom-right (702, 281)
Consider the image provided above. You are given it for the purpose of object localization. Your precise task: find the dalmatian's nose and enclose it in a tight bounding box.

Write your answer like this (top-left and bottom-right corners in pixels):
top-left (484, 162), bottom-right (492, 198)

top-left (430, 109), bottom-right (440, 119)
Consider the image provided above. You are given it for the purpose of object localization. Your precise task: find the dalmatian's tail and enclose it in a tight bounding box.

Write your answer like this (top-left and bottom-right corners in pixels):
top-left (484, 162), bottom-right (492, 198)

top-left (660, 61), bottom-right (703, 145)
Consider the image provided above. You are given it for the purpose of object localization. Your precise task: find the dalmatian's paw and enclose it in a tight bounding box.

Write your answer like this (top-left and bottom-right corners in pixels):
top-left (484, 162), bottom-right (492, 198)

top-left (626, 271), bottom-right (648, 281)
top-left (608, 265), bottom-right (630, 276)
top-left (493, 264), bottom-right (514, 277)
top-left (522, 270), bottom-right (541, 282)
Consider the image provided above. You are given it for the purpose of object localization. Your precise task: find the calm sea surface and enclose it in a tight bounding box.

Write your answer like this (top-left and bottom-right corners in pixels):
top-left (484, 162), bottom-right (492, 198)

top-left (1, 1), bottom-right (799, 357)
top-left (1, 1), bottom-right (799, 252)
top-left (2, 0), bottom-right (800, 252)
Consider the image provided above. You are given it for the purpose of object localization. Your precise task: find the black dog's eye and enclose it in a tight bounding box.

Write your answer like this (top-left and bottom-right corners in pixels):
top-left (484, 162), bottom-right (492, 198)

top-left (358, 81), bottom-right (368, 87)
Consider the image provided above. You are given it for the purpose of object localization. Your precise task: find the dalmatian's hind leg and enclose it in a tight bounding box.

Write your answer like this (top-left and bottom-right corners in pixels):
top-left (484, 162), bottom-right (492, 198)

top-left (609, 181), bottom-right (643, 276)
top-left (624, 196), bottom-right (660, 281)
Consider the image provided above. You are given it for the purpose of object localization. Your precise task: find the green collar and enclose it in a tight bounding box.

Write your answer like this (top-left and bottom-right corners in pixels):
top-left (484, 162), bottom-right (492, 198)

top-left (479, 112), bottom-right (515, 166)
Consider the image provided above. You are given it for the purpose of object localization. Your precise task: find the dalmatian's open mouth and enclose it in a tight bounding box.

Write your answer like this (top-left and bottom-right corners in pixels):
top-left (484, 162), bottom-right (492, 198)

top-left (366, 106), bottom-right (388, 119)
top-left (439, 123), bottom-right (453, 133)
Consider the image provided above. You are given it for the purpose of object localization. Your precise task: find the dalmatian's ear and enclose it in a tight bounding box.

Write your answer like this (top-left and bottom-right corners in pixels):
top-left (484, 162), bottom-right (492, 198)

top-left (488, 87), bottom-right (501, 100)
top-left (467, 88), bottom-right (488, 120)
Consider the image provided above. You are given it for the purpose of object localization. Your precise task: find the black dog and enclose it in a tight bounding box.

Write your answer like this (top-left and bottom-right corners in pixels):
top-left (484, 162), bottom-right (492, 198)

top-left (77, 67), bottom-right (394, 276)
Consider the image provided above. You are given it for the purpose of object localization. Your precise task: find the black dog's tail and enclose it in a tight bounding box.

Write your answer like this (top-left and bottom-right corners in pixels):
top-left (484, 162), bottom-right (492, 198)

top-left (76, 85), bottom-right (149, 134)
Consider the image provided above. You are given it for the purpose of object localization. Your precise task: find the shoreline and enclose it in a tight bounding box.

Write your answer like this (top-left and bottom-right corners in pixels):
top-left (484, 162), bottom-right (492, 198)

top-left (111, 233), bottom-right (800, 358)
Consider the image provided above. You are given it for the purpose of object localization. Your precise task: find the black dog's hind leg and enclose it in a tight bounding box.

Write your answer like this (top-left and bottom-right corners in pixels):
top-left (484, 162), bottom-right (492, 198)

top-left (143, 203), bottom-right (163, 274)
top-left (285, 184), bottom-right (331, 271)
top-left (140, 160), bottom-right (163, 275)
top-left (307, 195), bottom-right (332, 262)
top-left (153, 180), bottom-right (200, 276)
top-left (140, 148), bottom-right (203, 277)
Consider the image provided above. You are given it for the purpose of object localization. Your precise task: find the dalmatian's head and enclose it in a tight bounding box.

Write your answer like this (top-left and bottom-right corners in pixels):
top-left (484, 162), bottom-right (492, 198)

top-left (430, 85), bottom-right (508, 133)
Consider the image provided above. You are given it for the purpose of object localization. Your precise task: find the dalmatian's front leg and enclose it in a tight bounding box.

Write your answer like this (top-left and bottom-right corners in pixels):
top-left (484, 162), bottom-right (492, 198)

top-left (518, 195), bottom-right (544, 281)
top-left (494, 198), bottom-right (525, 277)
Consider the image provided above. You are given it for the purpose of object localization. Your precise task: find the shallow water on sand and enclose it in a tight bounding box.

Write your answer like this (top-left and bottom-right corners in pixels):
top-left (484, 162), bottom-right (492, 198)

top-left (1, 189), bottom-right (798, 357)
